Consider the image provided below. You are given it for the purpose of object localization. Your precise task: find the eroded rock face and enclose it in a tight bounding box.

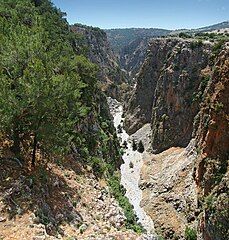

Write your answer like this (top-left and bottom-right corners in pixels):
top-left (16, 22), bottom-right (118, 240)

top-left (126, 38), bottom-right (228, 239)
top-left (193, 45), bottom-right (229, 240)
top-left (125, 38), bottom-right (212, 153)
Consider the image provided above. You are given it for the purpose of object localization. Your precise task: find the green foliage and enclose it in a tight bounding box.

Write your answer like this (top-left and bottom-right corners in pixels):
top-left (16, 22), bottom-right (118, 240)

top-left (205, 194), bottom-right (215, 211)
top-left (89, 157), bottom-right (107, 177)
top-left (0, 0), bottom-right (100, 164)
top-left (158, 236), bottom-right (165, 240)
top-left (212, 40), bottom-right (226, 54)
top-left (213, 101), bottom-right (224, 112)
top-left (35, 207), bottom-right (51, 225)
top-left (185, 226), bottom-right (197, 240)
top-left (162, 114), bottom-right (169, 121)
top-left (179, 32), bottom-right (191, 38)
top-left (190, 40), bottom-right (203, 50)
top-left (194, 32), bottom-right (229, 43)
top-left (117, 124), bottom-right (123, 133)
top-left (108, 174), bottom-right (144, 233)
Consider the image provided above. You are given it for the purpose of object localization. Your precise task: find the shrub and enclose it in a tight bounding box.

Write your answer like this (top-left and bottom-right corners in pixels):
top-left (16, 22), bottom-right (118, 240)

top-left (123, 140), bottom-right (128, 149)
top-left (213, 101), bottom-right (224, 112)
top-left (179, 32), bottom-right (191, 38)
top-left (108, 175), bottom-right (144, 233)
top-left (90, 157), bottom-right (107, 177)
top-left (190, 40), bottom-right (203, 50)
top-left (117, 124), bottom-right (123, 134)
top-left (212, 40), bottom-right (225, 54)
top-left (185, 226), bottom-right (197, 240)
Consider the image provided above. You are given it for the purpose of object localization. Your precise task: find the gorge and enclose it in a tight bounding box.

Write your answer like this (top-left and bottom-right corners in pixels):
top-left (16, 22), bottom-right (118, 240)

top-left (0, 1), bottom-right (228, 240)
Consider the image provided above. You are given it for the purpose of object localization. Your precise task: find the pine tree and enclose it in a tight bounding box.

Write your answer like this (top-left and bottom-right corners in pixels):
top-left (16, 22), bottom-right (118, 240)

top-left (0, 0), bottom-right (98, 165)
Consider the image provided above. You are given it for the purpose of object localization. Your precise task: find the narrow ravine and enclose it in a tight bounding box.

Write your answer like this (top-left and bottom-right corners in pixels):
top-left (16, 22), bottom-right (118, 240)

top-left (108, 97), bottom-right (156, 237)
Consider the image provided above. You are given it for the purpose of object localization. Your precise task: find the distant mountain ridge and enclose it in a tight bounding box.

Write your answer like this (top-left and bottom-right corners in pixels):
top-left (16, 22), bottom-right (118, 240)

top-left (194, 20), bottom-right (229, 32)
top-left (104, 21), bottom-right (229, 52)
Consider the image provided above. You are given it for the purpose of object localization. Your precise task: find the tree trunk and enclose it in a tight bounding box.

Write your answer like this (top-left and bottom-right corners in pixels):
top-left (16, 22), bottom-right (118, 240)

top-left (32, 134), bottom-right (38, 166)
top-left (11, 122), bottom-right (21, 158)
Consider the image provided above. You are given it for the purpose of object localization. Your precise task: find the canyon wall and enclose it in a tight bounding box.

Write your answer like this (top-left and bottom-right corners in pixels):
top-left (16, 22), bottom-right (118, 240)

top-left (193, 45), bottom-right (229, 240)
top-left (71, 24), bottom-right (128, 99)
top-left (119, 37), bottom-right (150, 80)
top-left (125, 38), bottom-right (212, 152)
top-left (125, 37), bottom-right (228, 239)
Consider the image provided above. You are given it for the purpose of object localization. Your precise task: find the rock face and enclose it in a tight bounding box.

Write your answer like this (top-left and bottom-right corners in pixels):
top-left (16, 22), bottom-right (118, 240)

top-left (192, 44), bottom-right (229, 240)
top-left (71, 24), bottom-right (127, 99)
top-left (105, 28), bottom-right (171, 53)
top-left (125, 38), bottom-right (212, 153)
top-left (122, 35), bottom-right (228, 239)
top-left (120, 37), bottom-right (150, 80)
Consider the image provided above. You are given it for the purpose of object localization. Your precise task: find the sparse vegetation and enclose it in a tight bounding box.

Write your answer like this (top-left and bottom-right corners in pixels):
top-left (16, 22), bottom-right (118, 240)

top-left (185, 226), bottom-right (197, 240)
top-left (108, 174), bottom-right (144, 233)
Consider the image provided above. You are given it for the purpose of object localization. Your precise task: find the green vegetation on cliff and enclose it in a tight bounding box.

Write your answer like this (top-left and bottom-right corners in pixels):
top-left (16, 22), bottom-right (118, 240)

top-left (0, 0), bottom-right (143, 234)
top-left (0, 0), bottom-right (114, 168)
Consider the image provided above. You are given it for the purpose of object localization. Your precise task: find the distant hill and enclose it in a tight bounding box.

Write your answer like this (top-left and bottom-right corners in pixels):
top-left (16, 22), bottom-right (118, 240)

top-left (105, 21), bottom-right (229, 52)
top-left (105, 28), bottom-right (171, 52)
top-left (194, 21), bottom-right (229, 32)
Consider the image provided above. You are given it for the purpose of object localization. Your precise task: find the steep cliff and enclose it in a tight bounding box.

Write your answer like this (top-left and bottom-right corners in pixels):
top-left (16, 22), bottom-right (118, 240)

top-left (71, 24), bottom-right (128, 99)
top-left (193, 44), bottom-right (229, 240)
top-left (125, 37), bottom-right (228, 239)
top-left (125, 38), bottom-right (212, 153)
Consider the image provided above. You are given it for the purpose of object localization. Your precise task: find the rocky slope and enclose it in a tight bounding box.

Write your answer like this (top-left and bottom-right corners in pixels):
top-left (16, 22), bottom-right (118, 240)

top-left (140, 145), bottom-right (197, 240)
top-left (71, 24), bottom-right (128, 99)
top-left (0, 158), bottom-right (142, 240)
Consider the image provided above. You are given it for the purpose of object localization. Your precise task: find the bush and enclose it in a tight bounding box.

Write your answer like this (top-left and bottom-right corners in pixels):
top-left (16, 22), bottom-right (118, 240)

top-left (108, 175), bottom-right (144, 233)
top-left (179, 32), bottom-right (191, 38)
top-left (212, 40), bottom-right (225, 54)
top-left (213, 101), bottom-right (224, 112)
top-left (190, 40), bottom-right (203, 50)
top-left (123, 140), bottom-right (128, 149)
top-left (185, 226), bottom-right (197, 240)
top-left (90, 157), bottom-right (107, 177)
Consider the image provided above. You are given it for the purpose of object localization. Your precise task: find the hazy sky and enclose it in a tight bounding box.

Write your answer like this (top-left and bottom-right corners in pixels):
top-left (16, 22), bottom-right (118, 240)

top-left (51, 0), bottom-right (229, 29)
